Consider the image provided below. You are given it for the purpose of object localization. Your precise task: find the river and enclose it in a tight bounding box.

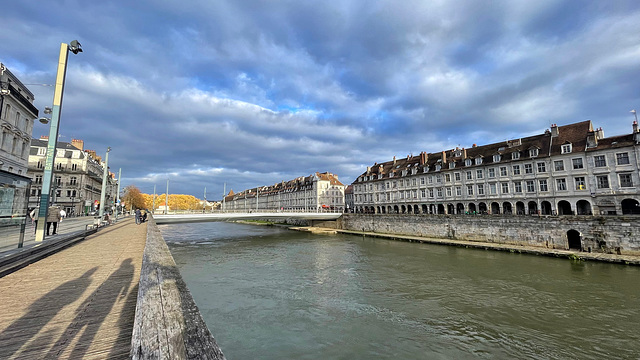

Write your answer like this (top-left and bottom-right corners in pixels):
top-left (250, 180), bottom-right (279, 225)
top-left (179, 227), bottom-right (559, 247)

top-left (160, 222), bottom-right (640, 360)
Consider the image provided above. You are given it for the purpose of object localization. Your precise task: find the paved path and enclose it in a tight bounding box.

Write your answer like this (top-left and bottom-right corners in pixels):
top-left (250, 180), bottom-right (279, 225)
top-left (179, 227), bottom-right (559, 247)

top-left (0, 218), bottom-right (147, 359)
top-left (0, 216), bottom-right (127, 254)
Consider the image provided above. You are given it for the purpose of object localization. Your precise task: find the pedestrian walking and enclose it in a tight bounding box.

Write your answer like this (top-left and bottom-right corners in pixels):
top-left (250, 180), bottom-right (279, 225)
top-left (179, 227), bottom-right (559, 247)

top-left (47, 205), bottom-right (62, 236)
top-left (135, 209), bottom-right (141, 225)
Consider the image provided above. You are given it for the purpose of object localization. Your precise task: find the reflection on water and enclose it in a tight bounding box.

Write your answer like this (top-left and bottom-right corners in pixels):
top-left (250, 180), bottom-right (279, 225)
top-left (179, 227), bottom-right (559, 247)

top-left (161, 222), bottom-right (640, 360)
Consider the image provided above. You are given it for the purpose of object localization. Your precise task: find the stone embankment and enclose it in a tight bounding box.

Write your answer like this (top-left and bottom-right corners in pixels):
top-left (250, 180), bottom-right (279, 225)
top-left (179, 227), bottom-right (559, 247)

top-left (284, 214), bottom-right (640, 265)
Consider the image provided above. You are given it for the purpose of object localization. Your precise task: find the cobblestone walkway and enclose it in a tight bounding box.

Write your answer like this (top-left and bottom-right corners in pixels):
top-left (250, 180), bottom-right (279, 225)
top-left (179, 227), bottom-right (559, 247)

top-left (0, 218), bottom-right (147, 359)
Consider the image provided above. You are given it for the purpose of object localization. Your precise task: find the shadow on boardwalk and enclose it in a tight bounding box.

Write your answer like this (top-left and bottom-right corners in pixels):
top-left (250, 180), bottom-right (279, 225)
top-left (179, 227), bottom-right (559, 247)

top-left (45, 258), bottom-right (135, 359)
top-left (0, 267), bottom-right (98, 358)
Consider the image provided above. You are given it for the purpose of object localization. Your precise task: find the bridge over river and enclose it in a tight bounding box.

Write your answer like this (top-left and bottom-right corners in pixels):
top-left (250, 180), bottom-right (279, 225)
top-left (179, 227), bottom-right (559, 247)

top-left (154, 211), bottom-right (343, 224)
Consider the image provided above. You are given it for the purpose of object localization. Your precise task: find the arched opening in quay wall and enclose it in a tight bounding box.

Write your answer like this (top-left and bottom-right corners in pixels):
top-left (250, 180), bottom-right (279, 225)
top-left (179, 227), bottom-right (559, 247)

top-left (567, 229), bottom-right (582, 250)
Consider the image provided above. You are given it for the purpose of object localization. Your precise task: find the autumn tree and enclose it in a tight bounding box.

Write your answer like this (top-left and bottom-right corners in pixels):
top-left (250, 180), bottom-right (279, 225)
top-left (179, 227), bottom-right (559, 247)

top-left (122, 185), bottom-right (146, 210)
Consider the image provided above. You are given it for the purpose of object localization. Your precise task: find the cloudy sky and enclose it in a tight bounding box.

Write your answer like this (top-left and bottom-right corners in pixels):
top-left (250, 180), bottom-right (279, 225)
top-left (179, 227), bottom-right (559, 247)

top-left (2, 1), bottom-right (639, 198)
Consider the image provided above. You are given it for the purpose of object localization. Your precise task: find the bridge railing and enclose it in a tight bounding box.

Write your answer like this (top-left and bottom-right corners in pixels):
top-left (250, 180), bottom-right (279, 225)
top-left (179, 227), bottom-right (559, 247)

top-left (156, 208), bottom-right (345, 215)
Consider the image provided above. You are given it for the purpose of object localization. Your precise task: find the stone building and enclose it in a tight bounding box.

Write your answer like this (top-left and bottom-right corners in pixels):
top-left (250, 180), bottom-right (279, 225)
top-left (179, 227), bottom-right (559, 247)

top-left (27, 137), bottom-right (118, 215)
top-left (352, 120), bottom-right (640, 216)
top-left (0, 63), bottom-right (38, 176)
top-left (224, 172), bottom-right (345, 212)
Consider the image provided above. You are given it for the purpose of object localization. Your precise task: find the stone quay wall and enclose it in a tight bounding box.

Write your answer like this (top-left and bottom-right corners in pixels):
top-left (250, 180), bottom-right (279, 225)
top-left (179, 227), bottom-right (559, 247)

top-left (338, 214), bottom-right (640, 255)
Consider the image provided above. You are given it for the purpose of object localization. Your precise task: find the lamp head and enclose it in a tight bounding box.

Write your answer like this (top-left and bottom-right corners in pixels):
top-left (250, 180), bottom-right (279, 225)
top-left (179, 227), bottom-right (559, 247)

top-left (39, 117), bottom-right (50, 124)
top-left (69, 40), bottom-right (83, 54)
top-left (44, 107), bottom-right (52, 114)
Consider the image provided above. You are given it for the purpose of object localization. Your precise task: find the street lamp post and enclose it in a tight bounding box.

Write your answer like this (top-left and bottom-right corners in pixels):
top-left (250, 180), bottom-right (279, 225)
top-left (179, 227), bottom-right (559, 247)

top-left (35, 40), bottom-right (82, 242)
top-left (98, 147), bottom-right (111, 220)
top-left (631, 109), bottom-right (638, 123)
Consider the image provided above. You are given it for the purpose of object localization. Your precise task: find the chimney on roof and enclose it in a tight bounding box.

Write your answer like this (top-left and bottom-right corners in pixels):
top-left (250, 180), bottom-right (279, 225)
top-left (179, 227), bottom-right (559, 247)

top-left (596, 127), bottom-right (604, 140)
top-left (379, 164), bottom-right (383, 173)
top-left (550, 124), bottom-right (558, 137)
top-left (441, 151), bottom-right (446, 164)
top-left (462, 148), bottom-right (467, 159)
top-left (634, 121), bottom-right (639, 133)
top-left (419, 151), bottom-right (427, 165)
top-left (71, 139), bottom-right (84, 151)
top-left (366, 166), bottom-right (371, 175)
top-left (472, 144), bottom-right (477, 148)
top-left (393, 156), bottom-right (396, 165)
top-left (40, 135), bottom-right (48, 140)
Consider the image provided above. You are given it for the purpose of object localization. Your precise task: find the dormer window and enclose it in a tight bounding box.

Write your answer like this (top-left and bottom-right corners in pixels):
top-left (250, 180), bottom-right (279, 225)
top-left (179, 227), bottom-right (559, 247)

top-left (493, 154), bottom-right (501, 162)
top-left (529, 148), bottom-right (539, 157)
top-left (423, 166), bottom-right (429, 173)
top-left (449, 162), bottom-right (455, 169)
top-left (435, 164), bottom-right (441, 171)
top-left (561, 143), bottom-right (572, 154)
top-left (512, 152), bottom-right (520, 160)
top-left (465, 159), bottom-right (472, 166)
top-left (37, 147), bottom-right (46, 156)
top-left (475, 157), bottom-right (483, 165)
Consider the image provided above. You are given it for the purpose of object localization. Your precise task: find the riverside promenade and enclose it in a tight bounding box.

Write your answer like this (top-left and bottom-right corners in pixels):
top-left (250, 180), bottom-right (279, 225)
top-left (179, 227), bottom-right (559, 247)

top-left (0, 218), bottom-right (146, 359)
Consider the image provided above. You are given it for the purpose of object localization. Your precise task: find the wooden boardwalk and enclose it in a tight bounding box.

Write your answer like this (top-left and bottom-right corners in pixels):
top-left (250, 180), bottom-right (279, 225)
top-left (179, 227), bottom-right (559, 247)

top-left (0, 218), bottom-right (147, 359)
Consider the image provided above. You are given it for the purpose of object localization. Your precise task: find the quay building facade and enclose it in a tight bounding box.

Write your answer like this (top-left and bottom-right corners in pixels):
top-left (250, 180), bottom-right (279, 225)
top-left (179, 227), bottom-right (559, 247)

top-left (352, 120), bottom-right (640, 216)
top-left (224, 172), bottom-right (345, 212)
top-left (27, 137), bottom-right (118, 216)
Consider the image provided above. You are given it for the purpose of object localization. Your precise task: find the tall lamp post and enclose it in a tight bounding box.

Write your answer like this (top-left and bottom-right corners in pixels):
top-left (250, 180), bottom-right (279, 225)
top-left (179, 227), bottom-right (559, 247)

top-left (98, 147), bottom-right (111, 220)
top-left (35, 40), bottom-right (83, 242)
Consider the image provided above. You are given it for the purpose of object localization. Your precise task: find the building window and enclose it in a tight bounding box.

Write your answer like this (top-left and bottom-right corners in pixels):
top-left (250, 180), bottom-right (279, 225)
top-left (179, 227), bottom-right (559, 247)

top-left (489, 183), bottom-right (497, 194)
top-left (572, 158), bottom-right (584, 169)
top-left (467, 185), bottom-right (473, 195)
top-left (575, 177), bottom-right (586, 190)
top-left (420, 177), bottom-right (425, 185)
top-left (445, 174), bottom-right (451, 182)
top-left (554, 160), bottom-right (564, 171)
top-left (512, 152), bottom-right (520, 160)
top-left (466, 171), bottom-right (472, 180)
top-left (539, 179), bottom-right (548, 192)
top-left (475, 157), bottom-right (483, 165)
top-left (37, 147), bottom-right (46, 155)
top-left (455, 172), bottom-right (461, 181)
top-left (465, 159), bottom-right (472, 166)
top-left (526, 180), bottom-right (535, 192)
top-left (456, 186), bottom-right (462, 196)
top-left (556, 178), bottom-right (567, 191)
top-left (561, 144), bottom-right (572, 154)
top-left (54, 176), bottom-right (62, 186)
top-left (493, 154), bottom-right (501, 162)
top-left (596, 175), bottom-right (609, 189)
top-left (477, 184), bottom-right (484, 195)
top-left (437, 188), bottom-right (443, 197)
top-left (529, 148), bottom-right (539, 157)
top-left (619, 173), bottom-right (633, 187)
top-left (35, 175), bottom-right (42, 184)
top-left (616, 152), bottom-right (630, 165)
top-left (513, 165), bottom-right (521, 175)
top-left (412, 178), bottom-right (417, 186)
top-left (446, 187), bottom-right (452, 197)
top-left (428, 177), bottom-right (433, 184)
top-left (514, 181), bottom-right (522, 193)
top-left (500, 166), bottom-right (507, 176)
top-left (437, 175), bottom-right (443, 183)
top-left (421, 189), bottom-right (426, 198)
top-left (501, 182), bottom-right (509, 193)
top-left (476, 170), bottom-right (483, 179)
top-left (594, 155), bottom-right (606, 167)
top-left (524, 164), bottom-right (533, 174)
top-left (449, 162), bottom-right (455, 169)
top-left (488, 168), bottom-right (495, 178)
top-left (537, 162), bottom-right (546, 173)
top-left (429, 189), bottom-right (434, 198)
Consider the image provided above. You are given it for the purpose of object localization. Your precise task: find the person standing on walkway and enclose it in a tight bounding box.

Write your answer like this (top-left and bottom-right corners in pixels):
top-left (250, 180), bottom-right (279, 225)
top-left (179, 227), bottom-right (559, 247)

top-left (47, 205), bottom-right (62, 236)
top-left (29, 207), bottom-right (39, 234)
top-left (135, 208), bottom-right (141, 225)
